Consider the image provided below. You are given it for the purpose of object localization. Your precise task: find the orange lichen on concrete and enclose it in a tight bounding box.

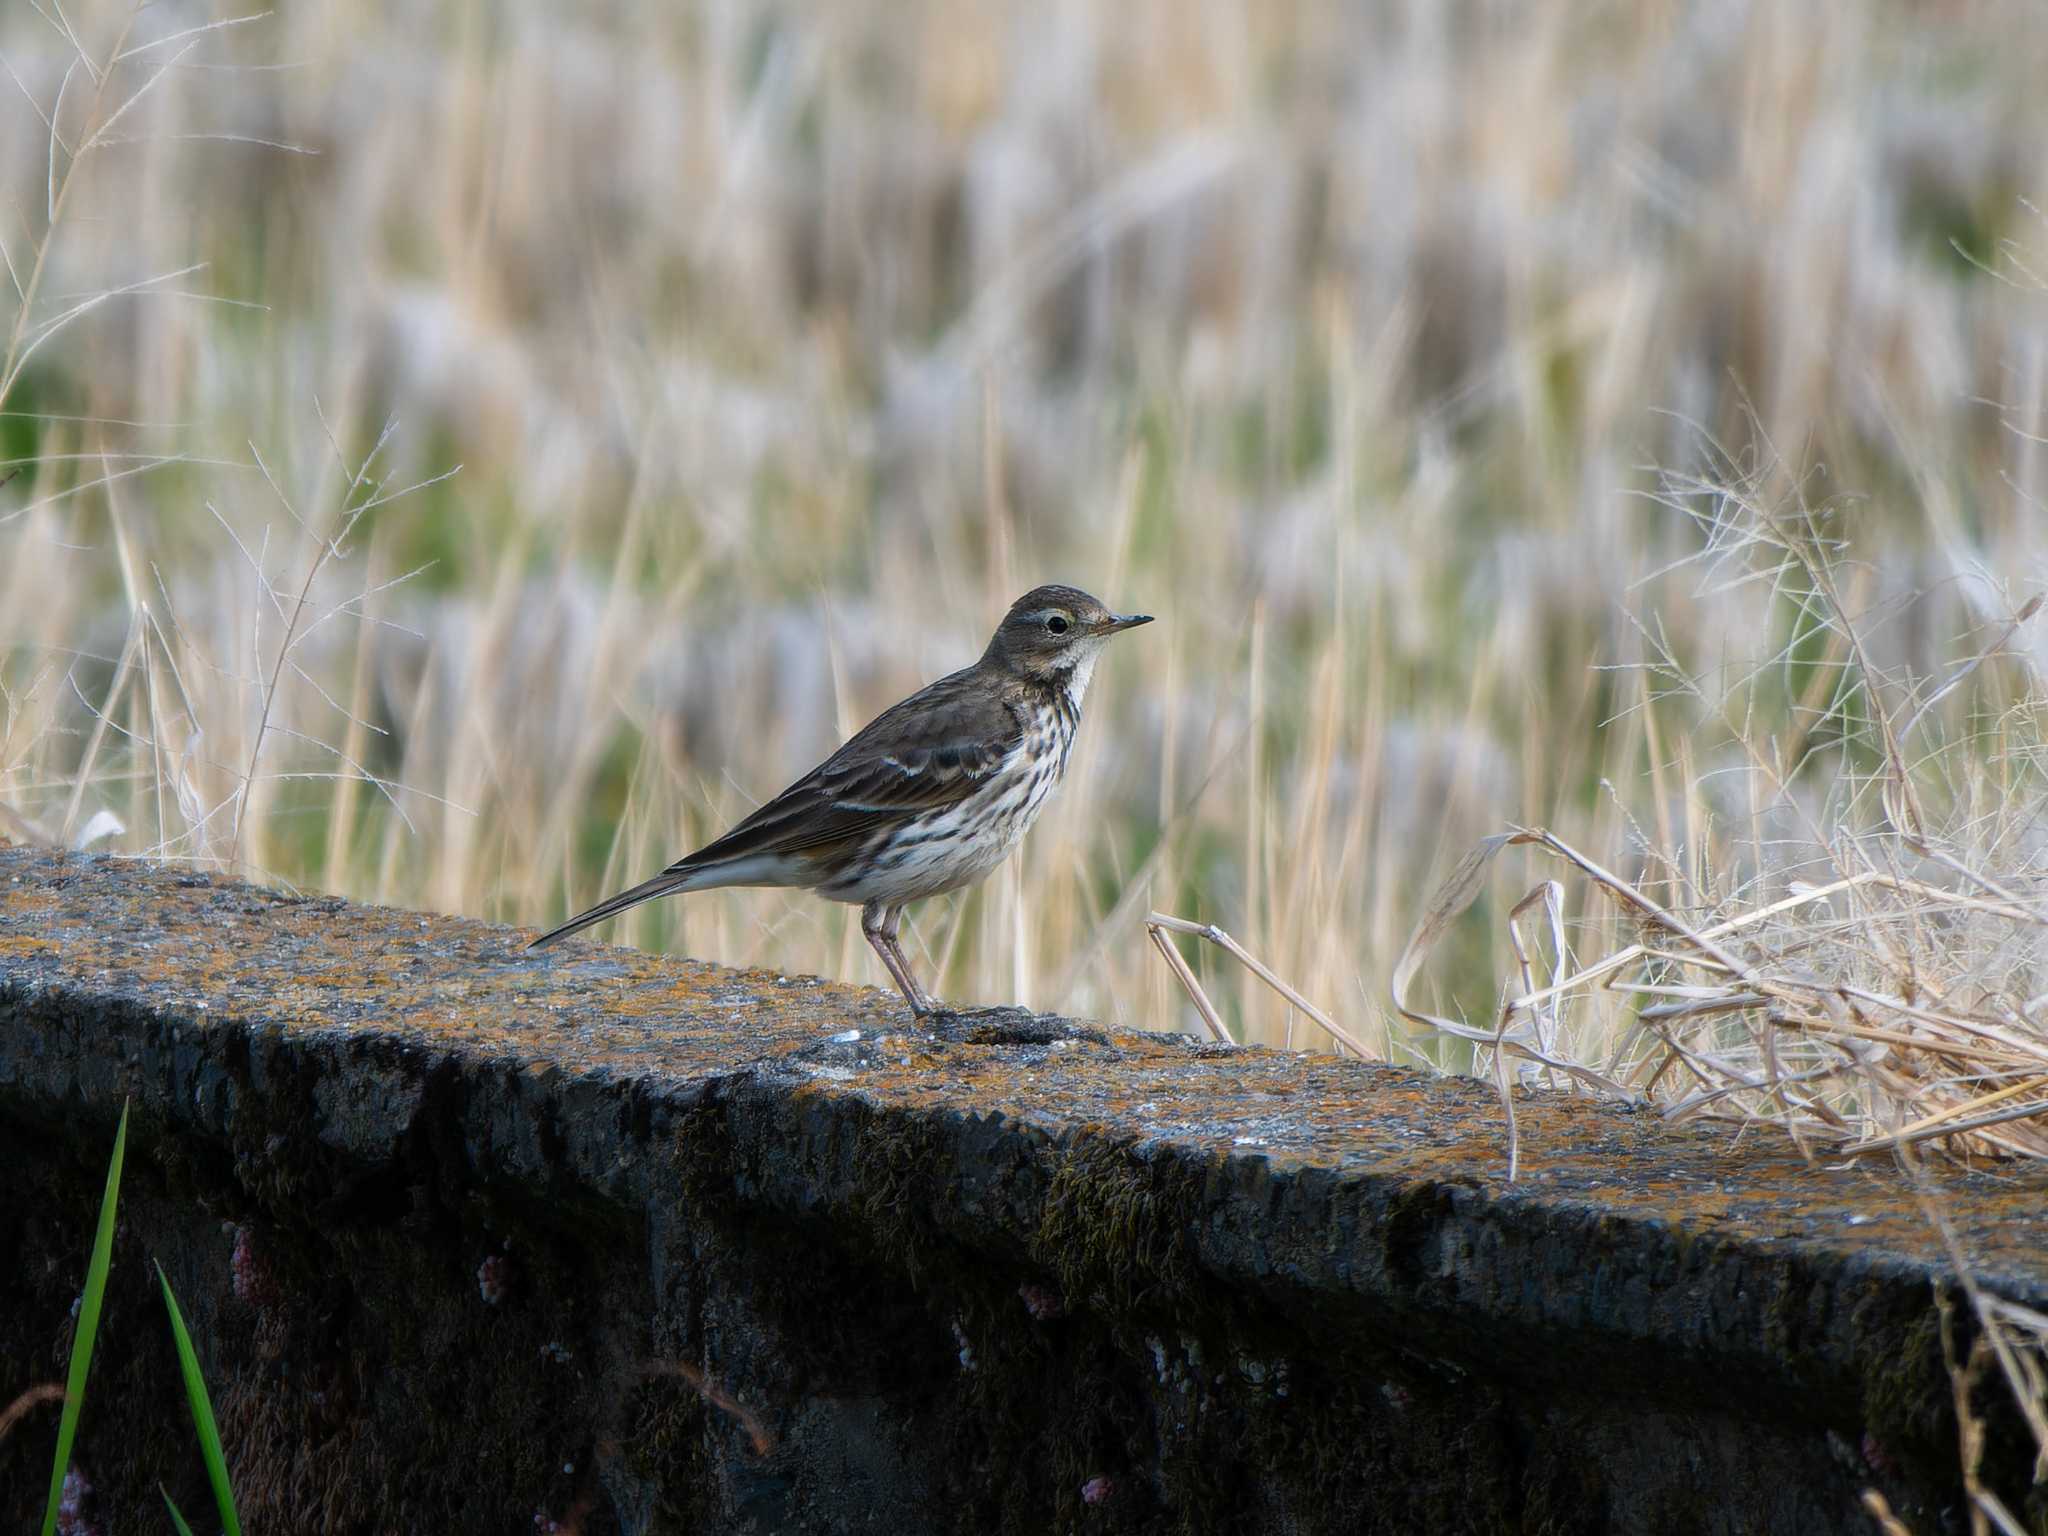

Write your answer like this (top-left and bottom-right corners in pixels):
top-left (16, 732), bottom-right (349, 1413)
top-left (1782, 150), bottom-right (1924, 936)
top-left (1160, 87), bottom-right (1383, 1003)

top-left (4, 848), bottom-right (2046, 1286)
top-left (5, 847), bottom-right (2048, 1533)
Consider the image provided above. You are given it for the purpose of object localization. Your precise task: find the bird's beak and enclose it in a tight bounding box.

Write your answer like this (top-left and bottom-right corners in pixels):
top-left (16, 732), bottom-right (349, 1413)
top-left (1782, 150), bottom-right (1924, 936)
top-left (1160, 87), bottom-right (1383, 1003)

top-left (1102, 612), bottom-right (1154, 633)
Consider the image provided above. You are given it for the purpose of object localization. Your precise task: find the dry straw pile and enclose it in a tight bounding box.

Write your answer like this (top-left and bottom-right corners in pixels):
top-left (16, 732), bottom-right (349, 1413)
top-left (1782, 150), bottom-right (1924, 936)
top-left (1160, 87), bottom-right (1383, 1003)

top-left (1399, 458), bottom-right (2048, 1170)
top-left (1135, 450), bottom-right (2048, 1177)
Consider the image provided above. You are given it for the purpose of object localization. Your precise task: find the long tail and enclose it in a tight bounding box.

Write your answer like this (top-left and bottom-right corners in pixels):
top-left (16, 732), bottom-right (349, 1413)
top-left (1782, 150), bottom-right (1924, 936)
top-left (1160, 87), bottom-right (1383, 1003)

top-left (527, 861), bottom-right (734, 950)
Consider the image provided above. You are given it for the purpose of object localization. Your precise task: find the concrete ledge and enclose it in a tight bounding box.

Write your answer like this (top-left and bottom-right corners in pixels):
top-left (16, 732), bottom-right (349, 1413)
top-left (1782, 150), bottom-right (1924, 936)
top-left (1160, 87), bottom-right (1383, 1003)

top-left (1, 846), bottom-right (2045, 1533)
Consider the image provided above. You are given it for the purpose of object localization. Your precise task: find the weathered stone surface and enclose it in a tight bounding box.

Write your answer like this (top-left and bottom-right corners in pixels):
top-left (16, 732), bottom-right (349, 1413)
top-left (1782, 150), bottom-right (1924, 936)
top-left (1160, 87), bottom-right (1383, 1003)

top-left (0, 845), bottom-right (2044, 1534)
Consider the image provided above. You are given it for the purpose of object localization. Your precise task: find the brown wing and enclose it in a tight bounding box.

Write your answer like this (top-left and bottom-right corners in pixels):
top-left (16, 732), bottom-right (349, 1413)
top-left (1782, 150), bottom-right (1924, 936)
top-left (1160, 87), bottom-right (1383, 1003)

top-left (527, 665), bottom-right (1024, 950)
top-left (676, 665), bottom-right (1025, 869)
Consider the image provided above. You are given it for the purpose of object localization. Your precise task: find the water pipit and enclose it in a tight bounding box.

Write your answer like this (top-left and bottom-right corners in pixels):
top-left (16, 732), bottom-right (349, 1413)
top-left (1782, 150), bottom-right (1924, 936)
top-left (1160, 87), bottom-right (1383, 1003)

top-left (528, 584), bottom-right (1153, 1016)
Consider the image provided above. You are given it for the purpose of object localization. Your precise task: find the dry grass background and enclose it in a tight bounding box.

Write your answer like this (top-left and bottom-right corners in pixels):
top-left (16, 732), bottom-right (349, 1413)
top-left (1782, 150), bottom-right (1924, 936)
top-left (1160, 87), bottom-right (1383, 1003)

top-left (3, 0), bottom-right (2047, 1135)
top-left (6, 0), bottom-right (2048, 1502)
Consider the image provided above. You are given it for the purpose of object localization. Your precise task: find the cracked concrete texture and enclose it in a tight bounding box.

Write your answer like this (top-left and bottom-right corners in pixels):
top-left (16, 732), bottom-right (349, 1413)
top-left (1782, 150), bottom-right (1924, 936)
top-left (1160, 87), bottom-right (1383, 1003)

top-left (2, 846), bottom-right (2045, 1534)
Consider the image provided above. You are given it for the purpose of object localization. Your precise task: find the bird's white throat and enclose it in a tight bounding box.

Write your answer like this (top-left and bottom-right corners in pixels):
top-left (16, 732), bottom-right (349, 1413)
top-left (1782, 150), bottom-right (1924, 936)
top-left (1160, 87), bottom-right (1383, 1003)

top-left (1059, 641), bottom-right (1106, 709)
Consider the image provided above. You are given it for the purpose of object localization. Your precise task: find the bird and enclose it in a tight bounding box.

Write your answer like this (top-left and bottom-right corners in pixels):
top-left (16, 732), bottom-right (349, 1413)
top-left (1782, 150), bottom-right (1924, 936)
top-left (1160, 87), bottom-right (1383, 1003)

top-left (528, 584), bottom-right (1153, 1016)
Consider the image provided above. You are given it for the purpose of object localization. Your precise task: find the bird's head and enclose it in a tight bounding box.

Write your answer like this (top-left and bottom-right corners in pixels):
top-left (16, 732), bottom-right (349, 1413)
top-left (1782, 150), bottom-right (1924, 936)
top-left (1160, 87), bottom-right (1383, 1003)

top-left (983, 584), bottom-right (1153, 691)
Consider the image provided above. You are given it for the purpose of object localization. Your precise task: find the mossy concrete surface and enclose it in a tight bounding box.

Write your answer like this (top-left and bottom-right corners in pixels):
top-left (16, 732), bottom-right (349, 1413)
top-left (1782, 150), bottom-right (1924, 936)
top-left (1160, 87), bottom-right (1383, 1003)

top-left (1, 846), bottom-right (2045, 1534)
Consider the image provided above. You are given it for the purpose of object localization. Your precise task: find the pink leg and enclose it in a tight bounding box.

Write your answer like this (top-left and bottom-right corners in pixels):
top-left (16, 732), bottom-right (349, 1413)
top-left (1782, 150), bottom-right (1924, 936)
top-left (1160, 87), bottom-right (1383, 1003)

top-left (862, 900), bottom-right (934, 1016)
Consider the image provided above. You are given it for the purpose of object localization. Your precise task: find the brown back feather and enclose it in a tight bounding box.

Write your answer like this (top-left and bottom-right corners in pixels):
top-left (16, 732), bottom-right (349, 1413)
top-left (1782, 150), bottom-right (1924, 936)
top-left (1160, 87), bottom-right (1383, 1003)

top-left (672, 662), bottom-right (1027, 870)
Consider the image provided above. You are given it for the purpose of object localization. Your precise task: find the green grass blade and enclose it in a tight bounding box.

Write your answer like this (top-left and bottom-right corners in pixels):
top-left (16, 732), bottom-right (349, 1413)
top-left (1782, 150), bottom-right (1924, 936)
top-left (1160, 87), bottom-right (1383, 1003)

top-left (161, 1485), bottom-right (199, 1536)
top-left (156, 1262), bottom-right (241, 1536)
top-left (40, 1099), bottom-right (127, 1536)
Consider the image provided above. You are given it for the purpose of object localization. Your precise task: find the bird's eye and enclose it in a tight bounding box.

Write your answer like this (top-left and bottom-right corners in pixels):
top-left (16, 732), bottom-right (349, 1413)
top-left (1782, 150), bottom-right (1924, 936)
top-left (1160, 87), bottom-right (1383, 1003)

top-left (1045, 614), bottom-right (1070, 635)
